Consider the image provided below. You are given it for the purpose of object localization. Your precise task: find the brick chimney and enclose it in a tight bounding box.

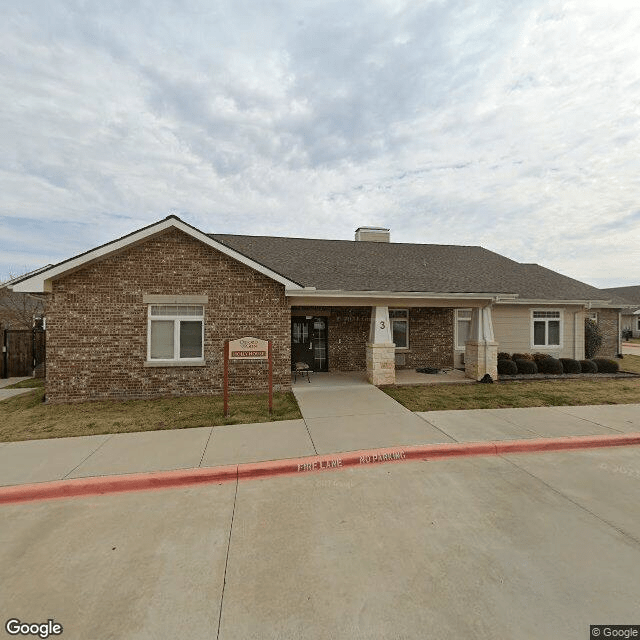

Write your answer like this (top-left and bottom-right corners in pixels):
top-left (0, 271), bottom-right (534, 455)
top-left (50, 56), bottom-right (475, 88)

top-left (355, 227), bottom-right (390, 242)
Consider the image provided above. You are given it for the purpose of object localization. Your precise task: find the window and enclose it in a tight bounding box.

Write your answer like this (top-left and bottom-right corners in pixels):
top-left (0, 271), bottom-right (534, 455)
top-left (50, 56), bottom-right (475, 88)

top-left (389, 309), bottom-right (409, 349)
top-left (532, 310), bottom-right (561, 347)
top-left (637, 316), bottom-right (640, 331)
top-left (455, 309), bottom-right (472, 349)
top-left (148, 305), bottom-right (204, 362)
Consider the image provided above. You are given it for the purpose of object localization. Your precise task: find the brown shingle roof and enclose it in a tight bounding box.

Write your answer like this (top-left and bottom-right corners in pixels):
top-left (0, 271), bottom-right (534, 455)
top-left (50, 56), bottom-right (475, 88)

top-left (600, 285), bottom-right (640, 305)
top-left (210, 234), bottom-right (612, 301)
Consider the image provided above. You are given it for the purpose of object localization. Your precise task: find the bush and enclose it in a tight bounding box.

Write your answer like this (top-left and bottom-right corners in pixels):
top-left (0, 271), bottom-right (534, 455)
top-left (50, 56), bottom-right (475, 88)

top-left (498, 359), bottom-right (518, 375)
top-left (559, 358), bottom-right (581, 374)
top-left (498, 352), bottom-right (512, 361)
top-left (514, 359), bottom-right (538, 374)
top-left (512, 353), bottom-right (533, 361)
top-left (585, 318), bottom-right (603, 359)
top-left (592, 358), bottom-right (619, 373)
top-left (537, 357), bottom-right (564, 374)
top-left (532, 352), bottom-right (552, 363)
top-left (580, 359), bottom-right (598, 373)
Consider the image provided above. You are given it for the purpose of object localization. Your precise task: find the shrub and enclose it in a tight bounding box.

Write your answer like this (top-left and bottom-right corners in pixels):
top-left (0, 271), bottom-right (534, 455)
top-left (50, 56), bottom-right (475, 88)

top-left (580, 359), bottom-right (598, 373)
top-left (537, 357), bottom-right (564, 374)
top-left (512, 353), bottom-right (533, 361)
top-left (585, 318), bottom-right (603, 359)
top-left (532, 352), bottom-right (552, 363)
top-left (514, 359), bottom-right (538, 374)
top-left (498, 352), bottom-right (512, 361)
top-left (498, 359), bottom-right (518, 375)
top-left (559, 358), bottom-right (581, 374)
top-left (592, 358), bottom-right (619, 373)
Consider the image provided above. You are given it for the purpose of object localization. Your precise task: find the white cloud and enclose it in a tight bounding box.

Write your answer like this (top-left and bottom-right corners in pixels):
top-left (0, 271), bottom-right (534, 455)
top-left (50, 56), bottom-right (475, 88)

top-left (1, 0), bottom-right (639, 287)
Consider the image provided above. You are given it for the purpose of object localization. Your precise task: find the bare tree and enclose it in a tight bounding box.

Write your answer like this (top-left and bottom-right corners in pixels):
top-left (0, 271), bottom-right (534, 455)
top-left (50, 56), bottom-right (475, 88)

top-left (0, 272), bottom-right (48, 330)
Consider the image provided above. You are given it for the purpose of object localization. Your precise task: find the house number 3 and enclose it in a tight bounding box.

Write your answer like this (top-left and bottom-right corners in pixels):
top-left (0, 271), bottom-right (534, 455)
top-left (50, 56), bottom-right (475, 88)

top-left (379, 321), bottom-right (386, 329)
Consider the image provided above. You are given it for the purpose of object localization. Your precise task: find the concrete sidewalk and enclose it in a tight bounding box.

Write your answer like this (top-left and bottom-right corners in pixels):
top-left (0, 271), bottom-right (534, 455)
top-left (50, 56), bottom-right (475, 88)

top-left (0, 376), bottom-right (36, 402)
top-left (0, 398), bottom-right (638, 488)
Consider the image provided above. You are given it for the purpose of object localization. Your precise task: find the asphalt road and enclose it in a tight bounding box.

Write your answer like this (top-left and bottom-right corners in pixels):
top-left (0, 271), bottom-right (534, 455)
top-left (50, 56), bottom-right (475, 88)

top-left (2, 446), bottom-right (640, 640)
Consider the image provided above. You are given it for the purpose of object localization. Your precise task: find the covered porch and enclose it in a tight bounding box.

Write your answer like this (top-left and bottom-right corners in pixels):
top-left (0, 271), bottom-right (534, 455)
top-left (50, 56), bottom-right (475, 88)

top-left (289, 298), bottom-right (500, 386)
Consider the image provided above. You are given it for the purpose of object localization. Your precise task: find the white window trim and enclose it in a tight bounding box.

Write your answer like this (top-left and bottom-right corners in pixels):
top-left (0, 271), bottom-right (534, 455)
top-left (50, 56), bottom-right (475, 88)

top-left (390, 309), bottom-right (409, 350)
top-left (146, 305), bottom-right (205, 365)
top-left (530, 308), bottom-right (563, 349)
top-left (454, 308), bottom-right (473, 350)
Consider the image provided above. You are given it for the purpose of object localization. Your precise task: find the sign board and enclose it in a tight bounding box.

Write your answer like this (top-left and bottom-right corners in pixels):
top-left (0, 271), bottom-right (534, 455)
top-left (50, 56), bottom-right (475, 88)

top-left (228, 337), bottom-right (268, 360)
top-left (224, 338), bottom-right (272, 417)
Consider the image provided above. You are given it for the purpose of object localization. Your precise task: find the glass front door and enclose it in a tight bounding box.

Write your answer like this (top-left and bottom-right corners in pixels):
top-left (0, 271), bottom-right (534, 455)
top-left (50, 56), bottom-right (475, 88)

top-left (291, 316), bottom-right (328, 371)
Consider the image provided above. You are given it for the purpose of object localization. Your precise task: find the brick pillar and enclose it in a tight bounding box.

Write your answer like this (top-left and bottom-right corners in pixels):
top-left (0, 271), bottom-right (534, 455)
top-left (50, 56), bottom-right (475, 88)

top-left (366, 306), bottom-right (395, 385)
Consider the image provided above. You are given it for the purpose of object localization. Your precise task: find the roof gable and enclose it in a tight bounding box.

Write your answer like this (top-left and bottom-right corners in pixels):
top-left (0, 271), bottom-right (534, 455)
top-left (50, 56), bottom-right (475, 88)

top-left (11, 217), bottom-right (304, 293)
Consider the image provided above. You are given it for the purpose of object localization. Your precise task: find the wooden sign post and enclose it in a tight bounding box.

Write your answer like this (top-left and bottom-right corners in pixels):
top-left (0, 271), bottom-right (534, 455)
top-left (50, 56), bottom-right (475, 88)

top-left (223, 337), bottom-right (272, 417)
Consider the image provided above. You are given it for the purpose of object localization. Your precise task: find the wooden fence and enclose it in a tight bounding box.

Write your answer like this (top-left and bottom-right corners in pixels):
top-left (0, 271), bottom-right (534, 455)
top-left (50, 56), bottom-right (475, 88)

top-left (2, 329), bottom-right (46, 378)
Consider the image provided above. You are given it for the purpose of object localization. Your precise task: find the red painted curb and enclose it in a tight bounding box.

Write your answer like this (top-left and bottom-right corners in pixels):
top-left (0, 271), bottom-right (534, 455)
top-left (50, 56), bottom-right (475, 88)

top-left (1, 433), bottom-right (639, 506)
top-left (0, 465), bottom-right (237, 506)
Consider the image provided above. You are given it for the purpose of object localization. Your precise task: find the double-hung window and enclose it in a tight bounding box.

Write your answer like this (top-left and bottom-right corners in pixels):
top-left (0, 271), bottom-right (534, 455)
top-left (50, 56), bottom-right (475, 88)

top-left (532, 310), bottom-right (561, 347)
top-left (390, 309), bottom-right (409, 349)
top-left (455, 309), bottom-right (472, 349)
top-left (148, 304), bottom-right (204, 362)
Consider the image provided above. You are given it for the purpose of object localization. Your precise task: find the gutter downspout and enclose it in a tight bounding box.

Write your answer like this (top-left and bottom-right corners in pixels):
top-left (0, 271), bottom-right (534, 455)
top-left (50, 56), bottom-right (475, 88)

top-left (618, 311), bottom-right (622, 355)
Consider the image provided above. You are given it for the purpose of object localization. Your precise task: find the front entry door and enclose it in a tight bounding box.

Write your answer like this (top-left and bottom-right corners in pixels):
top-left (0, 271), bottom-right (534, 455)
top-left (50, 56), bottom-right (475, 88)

top-left (291, 317), bottom-right (328, 371)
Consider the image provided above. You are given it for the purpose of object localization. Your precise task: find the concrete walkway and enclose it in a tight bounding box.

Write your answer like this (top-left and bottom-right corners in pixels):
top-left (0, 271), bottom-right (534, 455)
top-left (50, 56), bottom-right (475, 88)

top-left (292, 372), bottom-right (455, 454)
top-left (622, 341), bottom-right (640, 355)
top-left (0, 377), bottom-right (36, 402)
top-left (1, 381), bottom-right (639, 488)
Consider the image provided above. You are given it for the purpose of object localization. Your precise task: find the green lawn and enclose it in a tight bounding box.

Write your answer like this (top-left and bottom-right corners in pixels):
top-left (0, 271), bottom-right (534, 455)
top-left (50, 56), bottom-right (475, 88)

top-left (620, 353), bottom-right (640, 374)
top-left (0, 382), bottom-right (301, 442)
top-left (385, 375), bottom-right (640, 412)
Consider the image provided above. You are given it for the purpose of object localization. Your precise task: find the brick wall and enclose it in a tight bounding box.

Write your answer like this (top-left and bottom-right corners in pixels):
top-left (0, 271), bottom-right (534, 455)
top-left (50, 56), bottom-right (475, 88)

top-left (595, 309), bottom-right (619, 358)
top-left (46, 229), bottom-right (291, 403)
top-left (291, 306), bottom-right (454, 371)
top-left (400, 308), bottom-right (454, 369)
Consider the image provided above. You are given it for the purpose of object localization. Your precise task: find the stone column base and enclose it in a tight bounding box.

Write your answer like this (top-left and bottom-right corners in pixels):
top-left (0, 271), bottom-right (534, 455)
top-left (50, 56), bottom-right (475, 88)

top-left (464, 341), bottom-right (498, 381)
top-left (366, 342), bottom-right (395, 386)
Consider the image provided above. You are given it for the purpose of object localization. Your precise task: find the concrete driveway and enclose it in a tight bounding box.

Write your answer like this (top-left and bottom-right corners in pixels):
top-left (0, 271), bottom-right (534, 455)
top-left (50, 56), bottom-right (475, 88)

top-left (2, 445), bottom-right (640, 639)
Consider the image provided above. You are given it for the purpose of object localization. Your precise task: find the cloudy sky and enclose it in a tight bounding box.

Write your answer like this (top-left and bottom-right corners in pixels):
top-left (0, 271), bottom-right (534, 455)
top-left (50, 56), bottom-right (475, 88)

top-left (2, 0), bottom-right (639, 287)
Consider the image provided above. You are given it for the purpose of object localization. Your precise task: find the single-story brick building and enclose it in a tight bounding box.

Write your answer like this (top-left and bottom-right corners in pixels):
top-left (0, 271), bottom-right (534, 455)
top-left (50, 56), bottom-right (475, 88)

top-left (10, 216), bottom-right (630, 403)
top-left (601, 285), bottom-right (640, 338)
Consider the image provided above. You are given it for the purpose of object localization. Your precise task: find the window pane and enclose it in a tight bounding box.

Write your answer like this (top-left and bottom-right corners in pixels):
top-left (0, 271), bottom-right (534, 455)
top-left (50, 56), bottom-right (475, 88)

top-left (389, 309), bottom-right (408, 319)
top-left (180, 321), bottom-right (202, 358)
top-left (457, 320), bottom-right (471, 349)
top-left (533, 321), bottom-right (546, 346)
top-left (548, 320), bottom-right (560, 345)
top-left (150, 321), bottom-right (174, 358)
top-left (392, 320), bottom-right (408, 348)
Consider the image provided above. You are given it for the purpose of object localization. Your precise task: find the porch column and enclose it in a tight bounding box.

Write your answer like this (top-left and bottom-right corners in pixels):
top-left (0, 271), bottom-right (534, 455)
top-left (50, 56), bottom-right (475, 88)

top-left (464, 305), bottom-right (498, 380)
top-left (366, 306), bottom-right (396, 385)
